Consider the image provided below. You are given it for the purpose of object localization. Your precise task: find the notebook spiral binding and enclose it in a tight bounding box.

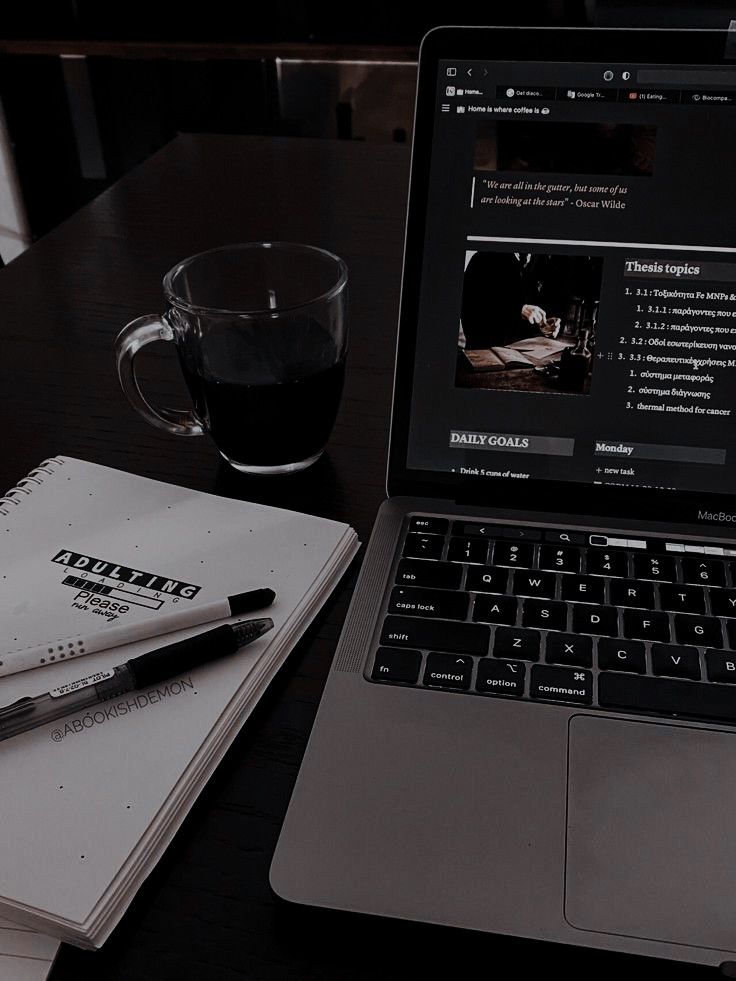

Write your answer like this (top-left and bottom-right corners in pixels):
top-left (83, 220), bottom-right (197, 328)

top-left (0, 457), bottom-right (66, 517)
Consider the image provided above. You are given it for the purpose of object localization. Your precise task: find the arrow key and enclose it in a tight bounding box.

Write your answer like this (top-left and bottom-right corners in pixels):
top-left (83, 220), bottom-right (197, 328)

top-left (651, 644), bottom-right (700, 680)
top-left (423, 652), bottom-right (473, 690)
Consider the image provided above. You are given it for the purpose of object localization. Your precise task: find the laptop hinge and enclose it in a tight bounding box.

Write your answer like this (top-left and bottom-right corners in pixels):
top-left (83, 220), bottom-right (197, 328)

top-left (453, 485), bottom-right (553, 513)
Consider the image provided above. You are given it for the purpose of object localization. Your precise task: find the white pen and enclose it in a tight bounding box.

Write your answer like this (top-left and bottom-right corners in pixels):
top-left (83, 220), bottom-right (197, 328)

top-left (1, 587), bottom-right (275, 678)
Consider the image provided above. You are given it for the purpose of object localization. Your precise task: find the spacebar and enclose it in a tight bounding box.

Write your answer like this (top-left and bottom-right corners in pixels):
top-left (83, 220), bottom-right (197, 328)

top-left (599, 672), bottom-right (736, 721)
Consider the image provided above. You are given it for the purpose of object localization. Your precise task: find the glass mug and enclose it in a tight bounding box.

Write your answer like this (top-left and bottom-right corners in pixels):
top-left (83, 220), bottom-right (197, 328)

top-left (115, 243), bottom-right (348, 475)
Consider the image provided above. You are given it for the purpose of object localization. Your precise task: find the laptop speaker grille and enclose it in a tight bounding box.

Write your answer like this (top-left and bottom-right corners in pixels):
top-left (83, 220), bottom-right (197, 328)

top-left (334, 508), bottom-right (405, 672)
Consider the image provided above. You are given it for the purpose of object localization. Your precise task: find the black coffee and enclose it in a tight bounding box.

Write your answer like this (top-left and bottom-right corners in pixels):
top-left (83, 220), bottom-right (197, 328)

top-left (178, 320), bottom-right (345, 467)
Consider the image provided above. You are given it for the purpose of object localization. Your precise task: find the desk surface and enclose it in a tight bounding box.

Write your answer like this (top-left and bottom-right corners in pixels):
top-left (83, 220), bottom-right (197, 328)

top-left (0, 135), bottom-right (704, 980)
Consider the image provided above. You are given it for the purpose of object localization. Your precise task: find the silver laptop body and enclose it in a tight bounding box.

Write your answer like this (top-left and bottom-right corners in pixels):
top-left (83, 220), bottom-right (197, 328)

top-left (272, 26), bottom-right (736, 968)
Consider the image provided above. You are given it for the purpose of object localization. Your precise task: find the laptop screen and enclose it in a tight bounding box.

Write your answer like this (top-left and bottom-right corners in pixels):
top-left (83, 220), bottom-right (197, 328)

top-left (406, 55), bottom-right (736, 503)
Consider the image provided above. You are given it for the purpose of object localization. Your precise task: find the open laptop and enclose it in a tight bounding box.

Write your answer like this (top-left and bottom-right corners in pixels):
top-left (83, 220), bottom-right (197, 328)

top-left (271, 26), bottom-right (736, 968)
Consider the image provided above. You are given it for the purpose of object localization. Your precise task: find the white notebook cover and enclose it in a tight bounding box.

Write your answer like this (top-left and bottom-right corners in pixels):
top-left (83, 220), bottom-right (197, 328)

top-left (0, 457), bottom-right (357, 944)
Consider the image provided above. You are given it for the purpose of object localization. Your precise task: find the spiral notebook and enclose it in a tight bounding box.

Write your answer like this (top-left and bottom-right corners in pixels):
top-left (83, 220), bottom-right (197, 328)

top-left (0, 457), bottom-right (359, 948)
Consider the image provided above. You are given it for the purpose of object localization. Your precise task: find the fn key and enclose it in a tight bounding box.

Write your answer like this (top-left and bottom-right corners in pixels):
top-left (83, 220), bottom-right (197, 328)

top-left (372, 648), bottom-right (421, 684)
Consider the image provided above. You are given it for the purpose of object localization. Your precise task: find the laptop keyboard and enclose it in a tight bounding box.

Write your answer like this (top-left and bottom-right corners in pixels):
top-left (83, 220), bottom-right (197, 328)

top-left (369, 515), bottom-right (736, 724)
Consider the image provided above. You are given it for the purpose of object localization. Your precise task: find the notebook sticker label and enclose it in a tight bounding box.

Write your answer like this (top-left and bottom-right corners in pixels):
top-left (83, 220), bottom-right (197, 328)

top-left (48, 548), bottom-right (203, 622)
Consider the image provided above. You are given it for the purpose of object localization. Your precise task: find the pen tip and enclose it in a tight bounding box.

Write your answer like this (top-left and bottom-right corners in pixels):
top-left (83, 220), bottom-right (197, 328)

top-left (233, 617), bottom-right (274, 646)
top-left (228, 588), bottom-right (276, 616)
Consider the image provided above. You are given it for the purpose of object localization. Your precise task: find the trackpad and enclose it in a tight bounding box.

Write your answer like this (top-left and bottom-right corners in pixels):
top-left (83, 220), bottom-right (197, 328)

top-left (566, 715), bottom-right (736, 951)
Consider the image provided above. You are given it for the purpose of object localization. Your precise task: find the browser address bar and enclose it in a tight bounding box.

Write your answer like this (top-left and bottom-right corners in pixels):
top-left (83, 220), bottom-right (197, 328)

top-left (637, 68), bottom-right (736, 85)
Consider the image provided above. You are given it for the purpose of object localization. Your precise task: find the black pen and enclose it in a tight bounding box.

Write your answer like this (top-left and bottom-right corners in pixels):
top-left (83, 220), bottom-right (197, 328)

top-left (0, 618), bottom-right (274, 743)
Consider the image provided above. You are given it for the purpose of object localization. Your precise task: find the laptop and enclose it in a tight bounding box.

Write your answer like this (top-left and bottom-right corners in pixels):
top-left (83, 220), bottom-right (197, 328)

top-left (271, 26), bottom-right (736, 968)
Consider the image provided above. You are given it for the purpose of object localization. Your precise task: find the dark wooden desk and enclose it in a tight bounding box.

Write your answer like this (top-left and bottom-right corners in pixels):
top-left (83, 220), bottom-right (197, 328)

top-left (0, 136), bottom-right (704, 981)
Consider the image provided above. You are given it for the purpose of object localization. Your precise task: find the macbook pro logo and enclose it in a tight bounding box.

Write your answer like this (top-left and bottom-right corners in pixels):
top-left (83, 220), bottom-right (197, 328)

top-left (697, 509), bottom-right (736, 523)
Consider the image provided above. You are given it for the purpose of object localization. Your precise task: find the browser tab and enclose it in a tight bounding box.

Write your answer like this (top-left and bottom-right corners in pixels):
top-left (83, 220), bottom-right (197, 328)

top-left (622, 89), bottom-right (679, 104)
top-left (562, 88), bottom-right (617, 102)
top-left (497, 85), bottom-right (556, 100)
top-left (682, 90), bottom-right (736, 105)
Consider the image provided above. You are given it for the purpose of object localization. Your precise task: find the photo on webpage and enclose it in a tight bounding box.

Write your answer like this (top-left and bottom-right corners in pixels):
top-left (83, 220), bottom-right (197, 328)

top-left (456, 249), bottom-right (603, 396)
top-left (474, 119), bottom-right (657, 177)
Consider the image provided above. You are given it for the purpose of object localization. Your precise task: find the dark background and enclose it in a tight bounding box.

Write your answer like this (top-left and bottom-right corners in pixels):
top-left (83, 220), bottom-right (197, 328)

top-left (1, 0), bottom-right (736, 246)
top-left (1, 4), bottom-right (735, 980)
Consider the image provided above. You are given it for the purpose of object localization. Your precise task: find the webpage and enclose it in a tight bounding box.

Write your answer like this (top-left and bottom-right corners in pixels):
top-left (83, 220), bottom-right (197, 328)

top-left (407, 58), bottom-right (736, 494)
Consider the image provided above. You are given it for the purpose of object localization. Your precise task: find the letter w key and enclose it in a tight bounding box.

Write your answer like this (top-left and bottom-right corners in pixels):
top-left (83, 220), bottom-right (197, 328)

top-left (512, 570), bottom-right (555, 599)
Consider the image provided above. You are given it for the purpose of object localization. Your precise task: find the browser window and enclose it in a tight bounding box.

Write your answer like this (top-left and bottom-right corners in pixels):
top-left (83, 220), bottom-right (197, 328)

top-left (407, 58), bottom-right (736, 495)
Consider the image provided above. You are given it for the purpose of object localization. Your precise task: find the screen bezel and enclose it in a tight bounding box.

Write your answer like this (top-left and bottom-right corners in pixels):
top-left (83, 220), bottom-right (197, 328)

top-left (388, 25), bottom-right (736, 526)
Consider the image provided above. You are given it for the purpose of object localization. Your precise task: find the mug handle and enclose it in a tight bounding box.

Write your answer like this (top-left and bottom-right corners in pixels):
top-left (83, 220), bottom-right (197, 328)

top-left (115, 315), bottom-right (204, 436)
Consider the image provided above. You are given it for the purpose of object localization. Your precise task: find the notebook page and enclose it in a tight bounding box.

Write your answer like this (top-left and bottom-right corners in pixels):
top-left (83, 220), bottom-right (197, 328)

top-left (0, 457), bottom-right (353, 928)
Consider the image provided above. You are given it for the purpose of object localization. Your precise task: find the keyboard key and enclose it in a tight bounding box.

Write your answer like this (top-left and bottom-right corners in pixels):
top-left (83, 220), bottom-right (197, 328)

top-left (458, 523), bottom-right (541, 542)
top-left (389, 587), bottom-right (469, 620)
top-left (709, 588), bottom-right (736, 618)
top-left (560, 575), bottom-right (604, 603)
top-left (538, 545), bottom-right (581, 573)
top-left (473, 594), bottom-right (517, 625)
top-left (521, 598), bottom-right (567, 631)
top-left (682, 557), bottom-right (726, 587)
top-left (465, 566), bottom-right (508, 594)
top-left (586, 550), bottom-right (628, 577)
top-left (571, 604), bottom-right (618, 636)
top-left (651, 644), bottom-right (701, 680)
top-left (633, 554), bottom-right (677, 582)
top-left (492, 541), bottom-right (534, 567)
top-left (476, 659), bottom-right (525, 696)
top-left (599, 672), bottom-right (736, 722)
top-left (423, 653), bottom-right (473, 690)
top-left (372, 648), bottom-right (422, 683)
top-left (531, 665), bottom-right (593, 705)
top-left (729, 621), bottom-right (736, 649)
top-left (609, 579), bottom-right (655, 609)
top-left (396, 559), bottom-right (463, 590)
top-left (381, 616), bottom-right (490, 656)
top-left (546, 632), bottom-right (593, 667)
top-left (499, 526), bottom-right (541, 542)
top-left (447, 537), bottom-right (488, 564)
top-left (658, 583), bottom-right (706, 615)
top-left (674, 614), bottom-right (722, 648)
top-left (454, 521), bottom-right (499, 537)
top-left (512, 569), bottom-right (556, 598)
top-left (544, 530), bottom-right (586, 545)
top-left (598, 638), bottom-right (646, 673)
top-left (493, 626), bottom-right (541, 661)
top-left (409, 516), bottom-right (448, 535)
top-left (623, 610), bottom-right (670, 643)
top-left (705, 650), bottom-right (736, 684)
top-left (403, 533), bottom-right (444, 560)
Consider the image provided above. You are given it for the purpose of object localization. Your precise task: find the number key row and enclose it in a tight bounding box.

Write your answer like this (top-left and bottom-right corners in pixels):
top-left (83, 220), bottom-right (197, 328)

top-left (403, 529), bottom-right (736, 587)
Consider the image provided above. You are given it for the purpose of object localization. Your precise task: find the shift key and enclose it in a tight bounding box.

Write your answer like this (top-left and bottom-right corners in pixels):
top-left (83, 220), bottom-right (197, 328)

top-left (389, 586), bottom-right (469, 619)
top-left (381, 615), bottom-right (490, 655)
